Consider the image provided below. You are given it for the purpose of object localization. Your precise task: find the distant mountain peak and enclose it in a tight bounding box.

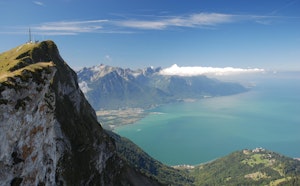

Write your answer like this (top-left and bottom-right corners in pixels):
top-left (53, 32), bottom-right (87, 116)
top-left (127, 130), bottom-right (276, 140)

top-left (77, 64), bottom-right (248, 110)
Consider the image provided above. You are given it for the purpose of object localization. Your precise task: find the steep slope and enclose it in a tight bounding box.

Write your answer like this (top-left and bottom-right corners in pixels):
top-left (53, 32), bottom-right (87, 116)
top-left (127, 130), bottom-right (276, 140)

top-left (106, 130), bottom-right (194, 186)
top-left (0, 41), bottom-right (161, 185)
top-left (191, 148), bottom-right (300, 185)
top-left (77, 64), bottom-right (247, 110)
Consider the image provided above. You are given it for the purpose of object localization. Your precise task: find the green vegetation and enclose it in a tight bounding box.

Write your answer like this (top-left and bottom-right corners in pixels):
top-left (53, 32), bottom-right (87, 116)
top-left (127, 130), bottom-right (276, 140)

top-left (107, 130), bottom-right (300, 185)
top-left (105, 130), bottom-right (300, 186)
top-left (107, 130), bottom-right (195, 185)
top-left (0, 41), bottom-right (55, 112)
top-left (190, 148), bottom-right (300, 185)
top-left (0, 42), bottom-right (54, 83)
top-left (0, 43), bottom-right (37, 72)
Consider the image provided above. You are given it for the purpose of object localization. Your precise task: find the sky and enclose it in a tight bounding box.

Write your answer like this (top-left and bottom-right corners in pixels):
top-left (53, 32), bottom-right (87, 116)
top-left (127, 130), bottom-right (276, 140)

top-left (1, 0), bottom-right (300, 71)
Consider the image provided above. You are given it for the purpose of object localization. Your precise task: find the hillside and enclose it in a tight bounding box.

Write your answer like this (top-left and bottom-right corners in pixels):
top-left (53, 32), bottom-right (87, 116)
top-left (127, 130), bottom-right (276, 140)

top-left (107, 130), bottom-right (194, 185)
top-left (0, 41), bottom-right (161, 185)
top-left (107, 130), bottom-right (300, 186)
top-left (106, 129), bottom-right (300, 185)
top-left (77, 64), bottom-right (247, 110)
top-left (191, 148), bottom-right (300, 185)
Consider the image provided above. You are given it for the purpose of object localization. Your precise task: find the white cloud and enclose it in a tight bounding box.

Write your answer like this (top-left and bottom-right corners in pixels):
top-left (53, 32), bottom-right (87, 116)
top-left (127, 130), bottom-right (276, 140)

top-left (33, 20), bottom-right (108, 35)
top-left (2, 12), bottom-right (278, 36)
top-left (160, 64), bottom-right (265, 76)
top-left (116, 20), bottom-right (168, 30)
top-left (33, 1), bottom-right (45, 6)
top-left (115, 13), bottom-right (234, 30)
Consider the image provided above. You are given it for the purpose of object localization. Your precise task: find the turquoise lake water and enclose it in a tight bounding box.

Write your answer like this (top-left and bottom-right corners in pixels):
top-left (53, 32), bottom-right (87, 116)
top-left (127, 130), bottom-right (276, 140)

top-left (115, 73), bottom-right (300, 166)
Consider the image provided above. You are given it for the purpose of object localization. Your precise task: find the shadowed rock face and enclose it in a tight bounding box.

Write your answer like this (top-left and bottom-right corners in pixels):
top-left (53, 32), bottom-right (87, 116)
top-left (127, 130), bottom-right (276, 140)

top-left (0, 41), bottom-right (161, 186)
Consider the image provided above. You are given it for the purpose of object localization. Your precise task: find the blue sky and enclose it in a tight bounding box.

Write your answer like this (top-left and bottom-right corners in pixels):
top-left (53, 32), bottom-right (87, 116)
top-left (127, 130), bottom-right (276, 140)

top-left (1, 0), bottom-right (300, 71)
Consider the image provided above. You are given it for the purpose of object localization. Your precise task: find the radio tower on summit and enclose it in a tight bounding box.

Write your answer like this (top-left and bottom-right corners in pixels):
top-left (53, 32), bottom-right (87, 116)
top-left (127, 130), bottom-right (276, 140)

top-left (27, 28), bottom-right (39, 43)
top-left (28, 28), bottom-right (32, 43)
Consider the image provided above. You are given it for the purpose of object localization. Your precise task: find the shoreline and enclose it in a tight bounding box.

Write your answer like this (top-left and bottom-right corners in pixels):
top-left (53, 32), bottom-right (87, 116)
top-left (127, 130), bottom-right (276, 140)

top-left (98, 105), bottom-right (300, 168)
top-left (96, 107), bottom-right (149, 130)
top-left (96, 95), bottom-right (224, 130)
top-left (96, 98), bottom-right (199, 130)
top-left (95, 87), bottom-right (300, 169)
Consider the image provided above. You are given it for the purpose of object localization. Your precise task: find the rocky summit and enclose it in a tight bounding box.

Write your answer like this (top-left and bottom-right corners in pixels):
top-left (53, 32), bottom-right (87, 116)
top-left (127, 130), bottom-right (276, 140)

top-left (0, 41), bottom-right (160, 185)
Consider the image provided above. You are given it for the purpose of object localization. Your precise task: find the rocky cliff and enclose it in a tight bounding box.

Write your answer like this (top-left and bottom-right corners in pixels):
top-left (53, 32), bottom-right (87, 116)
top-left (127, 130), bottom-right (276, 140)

top-left (0, 41), bottom-right (161, 185)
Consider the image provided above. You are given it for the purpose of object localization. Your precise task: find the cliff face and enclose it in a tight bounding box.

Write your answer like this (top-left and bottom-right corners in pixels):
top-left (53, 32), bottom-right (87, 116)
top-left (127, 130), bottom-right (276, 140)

top-left (0, 41), bottom-right (160, 185)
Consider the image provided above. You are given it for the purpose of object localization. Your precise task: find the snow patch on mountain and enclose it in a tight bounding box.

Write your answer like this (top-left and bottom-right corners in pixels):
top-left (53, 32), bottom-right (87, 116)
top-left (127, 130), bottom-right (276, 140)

top-left (79, 81), bottom-right (91, 93)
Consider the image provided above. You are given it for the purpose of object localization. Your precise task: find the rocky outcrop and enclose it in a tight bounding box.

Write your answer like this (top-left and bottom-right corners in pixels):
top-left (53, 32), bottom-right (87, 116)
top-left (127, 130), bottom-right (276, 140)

top-left (0, 41), bottom-right (161, 185)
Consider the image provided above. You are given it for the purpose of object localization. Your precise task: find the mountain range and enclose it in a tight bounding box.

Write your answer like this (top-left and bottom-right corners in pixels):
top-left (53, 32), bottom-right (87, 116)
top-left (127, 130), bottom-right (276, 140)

top-left (1, 40), bottom-right (299, 185)
top-left (77, 64), bottom-right (247, 110)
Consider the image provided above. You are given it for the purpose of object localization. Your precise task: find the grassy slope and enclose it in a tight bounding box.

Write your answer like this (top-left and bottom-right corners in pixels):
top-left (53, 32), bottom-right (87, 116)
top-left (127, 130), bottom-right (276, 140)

top-left (191, 149), bottom-right (300, 185)
top-left (106, 128), bottom-right (300, 185)
top-left (0, 42), bottom-right (54, 82)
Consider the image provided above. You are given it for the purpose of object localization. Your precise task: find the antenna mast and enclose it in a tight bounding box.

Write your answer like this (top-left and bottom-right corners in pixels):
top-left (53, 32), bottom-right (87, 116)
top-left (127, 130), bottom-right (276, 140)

top-left (28, 28), bottom-right (32, 43)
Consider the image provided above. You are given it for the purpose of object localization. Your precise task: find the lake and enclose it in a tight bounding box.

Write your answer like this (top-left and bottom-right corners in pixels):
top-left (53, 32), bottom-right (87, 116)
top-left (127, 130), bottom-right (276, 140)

top-left (115, 72), bottom-right (300, 166)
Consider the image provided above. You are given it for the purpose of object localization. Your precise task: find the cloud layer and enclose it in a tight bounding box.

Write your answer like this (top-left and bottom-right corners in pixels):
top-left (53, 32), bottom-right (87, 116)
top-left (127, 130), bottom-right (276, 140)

top-left (5, 12), bottom-right (275, 36)
top-left (33, 20), bottom-right (108, 35)
top-left (160, 64), bottom-right (265, 76)
top-left (115, 13), bottom-right (234, 30)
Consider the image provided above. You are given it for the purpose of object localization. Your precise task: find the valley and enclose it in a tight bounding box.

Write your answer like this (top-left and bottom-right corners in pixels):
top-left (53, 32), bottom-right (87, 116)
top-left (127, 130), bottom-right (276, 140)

top-left (95, 99), bottom-right (200, 130)
top-left (96, 108), bottom-right (147, 130)
top-left (78, 64), bottom-right (249, 130)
